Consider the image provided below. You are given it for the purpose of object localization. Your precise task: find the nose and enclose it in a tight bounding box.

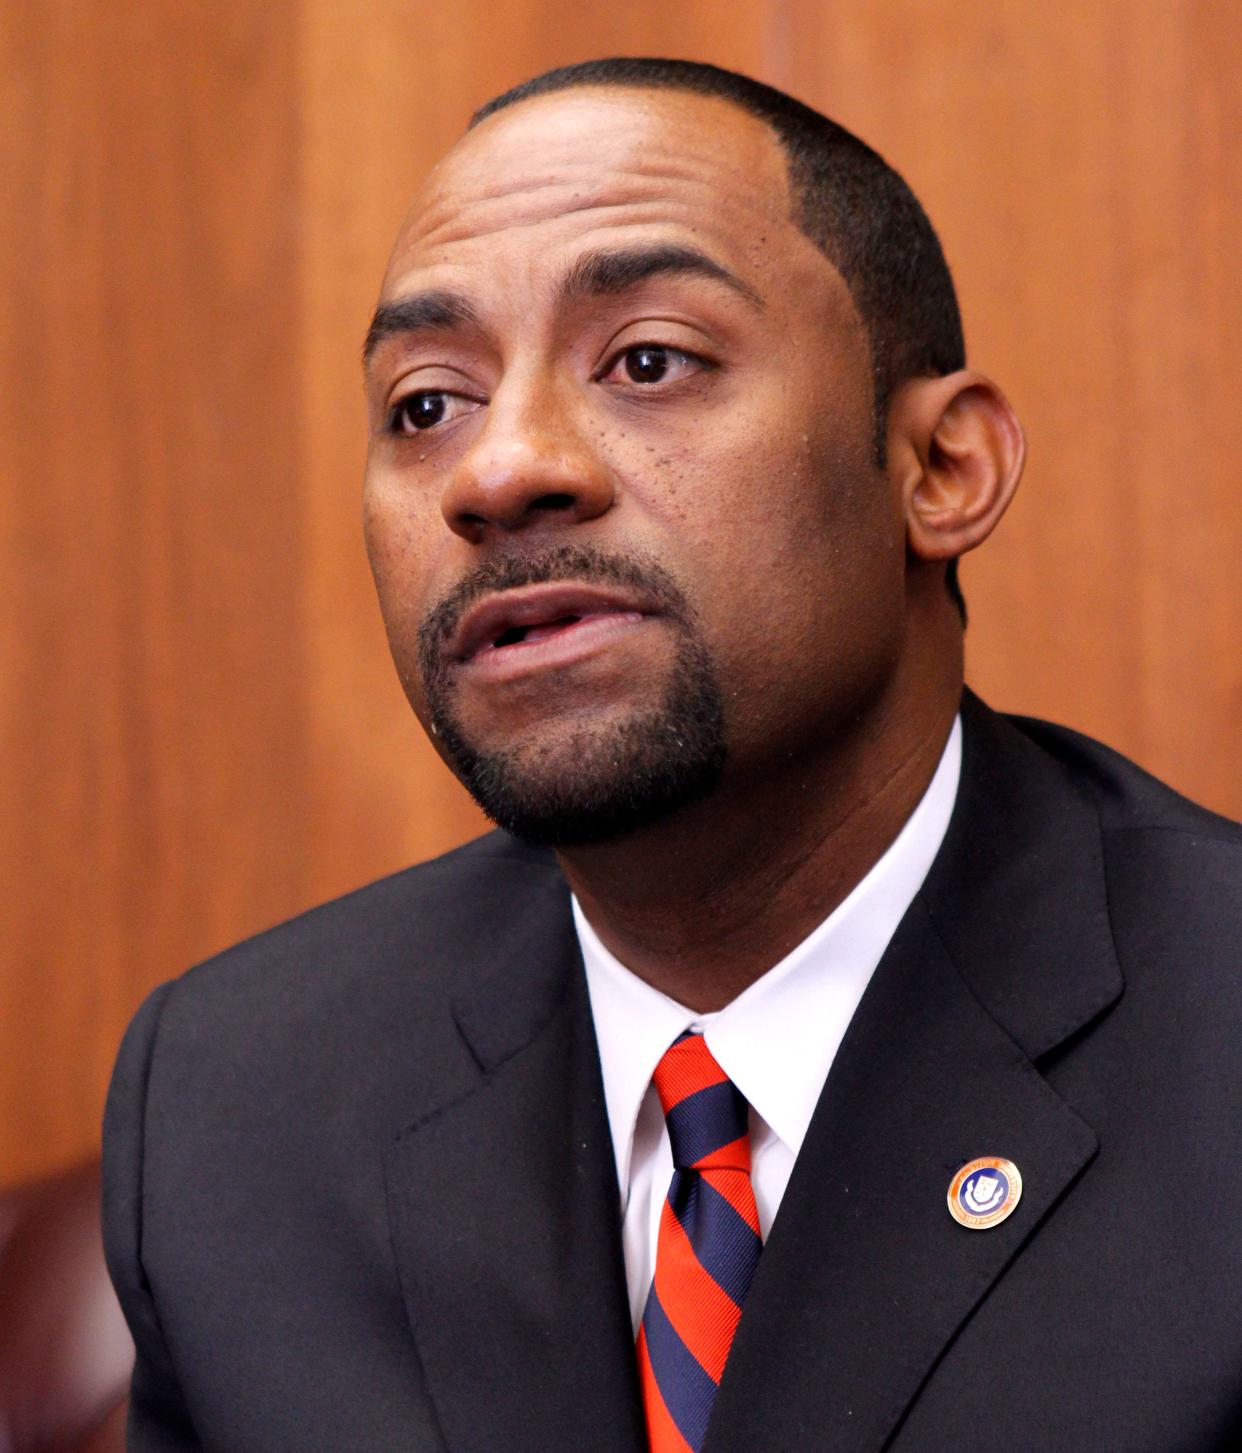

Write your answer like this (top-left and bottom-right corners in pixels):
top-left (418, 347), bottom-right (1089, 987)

top-left (440, 372), bottom-right (615, 543)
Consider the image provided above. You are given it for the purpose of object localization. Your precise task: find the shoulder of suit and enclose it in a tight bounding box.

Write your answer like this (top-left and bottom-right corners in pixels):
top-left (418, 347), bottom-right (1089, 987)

top-left (1004, 710), bottom-right (1242, 844)
top-left (1004, 710), bottom-right (1242, 965)
top-left (158, 829), bottom-right (565, 1025)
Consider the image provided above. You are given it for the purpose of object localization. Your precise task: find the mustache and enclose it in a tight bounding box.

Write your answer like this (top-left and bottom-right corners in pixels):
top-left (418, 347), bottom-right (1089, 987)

top-left (416, 544), bottom-right (694, 674)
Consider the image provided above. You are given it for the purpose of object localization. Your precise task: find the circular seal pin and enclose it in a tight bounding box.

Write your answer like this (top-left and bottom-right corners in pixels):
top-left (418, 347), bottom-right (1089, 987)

top-left (947, 1157), bottom-right (1022, 1229)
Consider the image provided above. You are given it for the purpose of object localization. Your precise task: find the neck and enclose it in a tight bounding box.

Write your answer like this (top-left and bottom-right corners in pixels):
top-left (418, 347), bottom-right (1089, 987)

top-left (557, 652), bottom-right (962, 1013)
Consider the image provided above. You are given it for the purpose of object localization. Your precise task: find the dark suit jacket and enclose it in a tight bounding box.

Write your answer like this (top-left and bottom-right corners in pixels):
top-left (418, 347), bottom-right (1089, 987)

top-left (103, 693), bottom-right (1242, 1450)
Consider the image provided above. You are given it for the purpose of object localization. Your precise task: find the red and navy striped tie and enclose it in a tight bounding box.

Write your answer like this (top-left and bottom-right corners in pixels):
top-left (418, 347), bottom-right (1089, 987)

top-left (636, 1032), bottom-right (762, 1452)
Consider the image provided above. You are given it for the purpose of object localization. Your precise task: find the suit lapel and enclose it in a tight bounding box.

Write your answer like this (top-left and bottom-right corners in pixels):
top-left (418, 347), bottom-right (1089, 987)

top-left (383, 867), bottom-right (645, 1453)
top-left (708, 901), bottom-right (1099, 1452)
top-left (708, 695), bottom-right (1123, 1452)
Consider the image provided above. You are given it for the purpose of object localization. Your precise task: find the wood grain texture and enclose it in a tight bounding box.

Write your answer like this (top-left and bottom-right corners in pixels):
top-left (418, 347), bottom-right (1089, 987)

top-left (2, 0), bottom-right (1239, 1184)
top-left (0, 2), bottom-right (310, 1181)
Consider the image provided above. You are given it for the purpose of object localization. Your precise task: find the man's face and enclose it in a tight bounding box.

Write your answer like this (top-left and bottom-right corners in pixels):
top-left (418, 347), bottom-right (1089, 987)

top-left (363, 87), bottom-right (907, 844)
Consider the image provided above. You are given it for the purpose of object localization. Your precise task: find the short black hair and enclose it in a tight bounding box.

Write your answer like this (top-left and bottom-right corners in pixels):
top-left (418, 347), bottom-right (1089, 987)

top-left (473, 58), bottom-right (968, 621)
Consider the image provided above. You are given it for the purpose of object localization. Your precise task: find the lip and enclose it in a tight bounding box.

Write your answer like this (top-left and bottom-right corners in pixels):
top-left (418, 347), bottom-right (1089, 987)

top-left (448, 582), bottom-right (659, 667)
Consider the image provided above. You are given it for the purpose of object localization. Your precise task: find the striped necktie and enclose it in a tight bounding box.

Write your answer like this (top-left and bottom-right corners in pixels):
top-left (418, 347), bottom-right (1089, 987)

top-left (636, 1032), bottom-right (763, 1452)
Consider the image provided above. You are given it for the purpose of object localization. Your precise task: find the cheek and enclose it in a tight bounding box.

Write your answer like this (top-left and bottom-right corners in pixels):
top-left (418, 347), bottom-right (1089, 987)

top-left (658, 417), bottom-right (903, 712)
top-left (362, 469), bottom-right (443, 599)
top-left (361, 475), bottom-right (444, 698)
top-left (644, 399), bottom-right (890, 605)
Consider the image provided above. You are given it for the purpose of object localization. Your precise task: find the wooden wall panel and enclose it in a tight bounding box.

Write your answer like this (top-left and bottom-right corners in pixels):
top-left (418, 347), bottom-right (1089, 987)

top-left (2, 0), bottom-right (1239, 1186)
top-left (0, 2), bottom-right (311, 1181)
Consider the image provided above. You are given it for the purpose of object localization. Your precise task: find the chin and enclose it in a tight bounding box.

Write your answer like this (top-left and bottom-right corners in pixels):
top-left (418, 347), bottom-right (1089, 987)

top-left (429, 643), bottom-right (727, 848)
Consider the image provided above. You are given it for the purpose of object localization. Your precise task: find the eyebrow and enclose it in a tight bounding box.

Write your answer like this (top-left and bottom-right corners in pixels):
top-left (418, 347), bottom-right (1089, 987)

top-left (558, 243), bottom-right (763, 310)
top-left (362, 290), bottom-right (482, 367)
top-left (362, 243), bottom-right (762, 367)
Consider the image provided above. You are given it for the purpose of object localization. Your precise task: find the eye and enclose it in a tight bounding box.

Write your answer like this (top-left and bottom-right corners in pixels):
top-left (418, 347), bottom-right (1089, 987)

top-left (387, 391), bottom-right (480, 435)
top-left (600, 344), bottom-right (706, 388)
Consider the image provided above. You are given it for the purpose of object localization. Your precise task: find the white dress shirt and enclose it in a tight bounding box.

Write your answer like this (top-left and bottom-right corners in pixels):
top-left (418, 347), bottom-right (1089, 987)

top-left (575, 715), bottom-right (962, 1328)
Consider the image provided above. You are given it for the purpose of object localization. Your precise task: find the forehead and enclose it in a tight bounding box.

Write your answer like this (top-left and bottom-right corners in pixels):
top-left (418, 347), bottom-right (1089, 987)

top-left (380, 87), bottom-right (810, 301)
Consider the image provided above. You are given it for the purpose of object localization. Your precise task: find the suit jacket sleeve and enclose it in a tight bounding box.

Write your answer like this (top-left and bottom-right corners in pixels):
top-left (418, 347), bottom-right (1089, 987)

top-left (102, 982), bottom-right (204, 1451)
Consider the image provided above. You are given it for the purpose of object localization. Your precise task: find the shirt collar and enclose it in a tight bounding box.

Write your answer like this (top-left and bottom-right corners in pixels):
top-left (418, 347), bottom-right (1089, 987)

top-left (577, 715), bottom-right (962, 1198)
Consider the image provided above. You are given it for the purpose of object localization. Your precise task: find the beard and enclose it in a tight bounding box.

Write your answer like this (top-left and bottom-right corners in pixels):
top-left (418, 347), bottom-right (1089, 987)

top-left (416, 545), bottom-right (726, 847)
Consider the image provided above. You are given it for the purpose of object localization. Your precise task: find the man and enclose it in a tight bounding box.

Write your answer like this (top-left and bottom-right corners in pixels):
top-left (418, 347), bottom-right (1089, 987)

top-left (103, 58), bottom-right (1242, 1451)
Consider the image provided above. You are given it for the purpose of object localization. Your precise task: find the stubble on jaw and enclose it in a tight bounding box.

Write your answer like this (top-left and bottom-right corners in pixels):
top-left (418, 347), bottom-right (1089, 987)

top-left (416, 543), bottom-right (727, 847)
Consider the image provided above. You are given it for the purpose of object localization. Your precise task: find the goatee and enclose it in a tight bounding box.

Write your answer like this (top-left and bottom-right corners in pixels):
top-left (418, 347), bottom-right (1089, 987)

top-left (417, 545), bottom-right (726, 847)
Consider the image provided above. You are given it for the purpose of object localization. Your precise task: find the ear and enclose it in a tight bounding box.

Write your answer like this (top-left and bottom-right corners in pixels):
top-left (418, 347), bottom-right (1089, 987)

top-left (885, 370), bottom-right (1026, 566)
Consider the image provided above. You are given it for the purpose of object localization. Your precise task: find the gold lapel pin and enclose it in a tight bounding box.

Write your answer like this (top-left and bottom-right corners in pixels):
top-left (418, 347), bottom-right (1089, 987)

top-left (948, 1156), bottom-right (1022, 1229)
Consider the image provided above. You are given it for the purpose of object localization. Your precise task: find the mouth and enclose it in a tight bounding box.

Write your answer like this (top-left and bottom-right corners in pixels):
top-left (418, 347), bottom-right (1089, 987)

top-left (448, 582), bottom-right (657, 672)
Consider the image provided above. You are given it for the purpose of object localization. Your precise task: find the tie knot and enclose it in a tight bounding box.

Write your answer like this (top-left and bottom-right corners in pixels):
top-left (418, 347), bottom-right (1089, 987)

top-left (652, 1033), bottom-right (751, 1172)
